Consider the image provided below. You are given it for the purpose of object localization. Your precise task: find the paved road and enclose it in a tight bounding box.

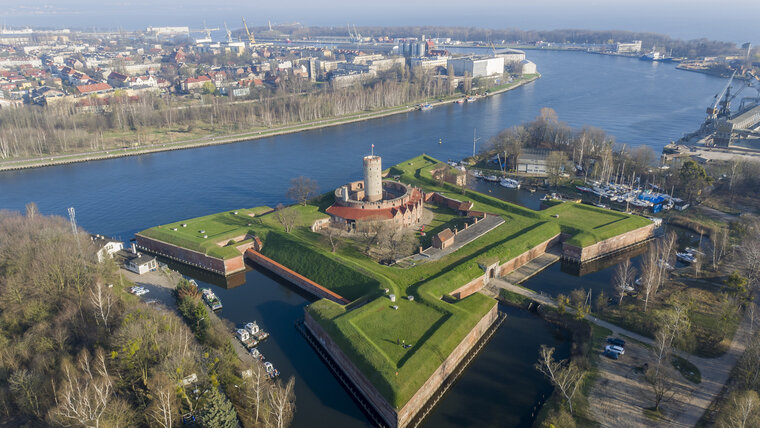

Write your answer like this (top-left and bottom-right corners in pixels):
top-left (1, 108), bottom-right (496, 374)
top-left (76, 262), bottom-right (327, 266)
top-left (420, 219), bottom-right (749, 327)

top-left (491, 277), bottom-right (754, 426)
top-left (413, 214), bottom-right (505, 262)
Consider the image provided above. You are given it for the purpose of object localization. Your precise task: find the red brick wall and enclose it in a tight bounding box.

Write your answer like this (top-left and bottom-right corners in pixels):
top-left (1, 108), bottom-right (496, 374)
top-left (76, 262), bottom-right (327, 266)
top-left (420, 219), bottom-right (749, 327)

top-left (304, 302), bottom-right (498, 428)
top-left (562, 224), bottom-right (654, 262)
top-left (135, 234), bottom-right (243, 275)
top-left (245, 250), bottom-right (349, 304)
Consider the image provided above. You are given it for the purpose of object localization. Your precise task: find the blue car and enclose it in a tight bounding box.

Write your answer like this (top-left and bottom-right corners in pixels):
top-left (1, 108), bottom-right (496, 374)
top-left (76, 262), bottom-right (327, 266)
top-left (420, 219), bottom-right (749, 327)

top-left (603, 349), bottom-right (620, 359)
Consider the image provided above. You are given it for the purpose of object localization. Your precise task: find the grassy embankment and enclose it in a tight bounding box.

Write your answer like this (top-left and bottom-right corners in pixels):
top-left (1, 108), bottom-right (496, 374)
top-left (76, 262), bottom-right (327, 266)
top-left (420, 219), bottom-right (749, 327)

top-left (138, 154), bottom-right (652, 410)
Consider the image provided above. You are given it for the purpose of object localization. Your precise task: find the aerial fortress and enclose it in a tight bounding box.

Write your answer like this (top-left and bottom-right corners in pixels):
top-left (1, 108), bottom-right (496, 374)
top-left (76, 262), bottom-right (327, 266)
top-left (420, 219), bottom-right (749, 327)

top-left (136, 153), bottom-right (654, 427)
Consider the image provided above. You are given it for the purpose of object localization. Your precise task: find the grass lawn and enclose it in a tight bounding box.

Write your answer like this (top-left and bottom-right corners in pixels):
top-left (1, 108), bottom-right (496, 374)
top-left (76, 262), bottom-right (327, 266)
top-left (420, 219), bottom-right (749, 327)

top-left (139, 153), bottom-right (654, 410)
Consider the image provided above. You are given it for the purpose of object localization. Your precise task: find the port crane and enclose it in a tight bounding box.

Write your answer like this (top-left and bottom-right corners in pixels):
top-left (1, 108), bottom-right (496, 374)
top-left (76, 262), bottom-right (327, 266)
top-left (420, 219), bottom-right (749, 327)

top-left (242, 17), bottom-right (255, 44)
top-left (223, 22), bottom-right (232, 43)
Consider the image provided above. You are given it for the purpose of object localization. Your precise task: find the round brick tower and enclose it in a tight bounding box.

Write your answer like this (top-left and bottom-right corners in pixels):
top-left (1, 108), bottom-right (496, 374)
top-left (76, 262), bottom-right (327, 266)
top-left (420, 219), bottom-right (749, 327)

top-left (363, 155), bottom-right (382, 202)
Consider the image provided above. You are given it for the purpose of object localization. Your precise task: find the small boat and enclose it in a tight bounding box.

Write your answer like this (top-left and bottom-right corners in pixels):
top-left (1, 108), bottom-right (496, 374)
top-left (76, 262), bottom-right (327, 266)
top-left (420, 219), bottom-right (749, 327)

top-left (250, 348), bottom-right (264, 361)
top-left (201, 288), bottom-right (223, 310)
top-left (483, 175), bottom-right (499, 182)
top-left (594, 203), bottom-right (609, 209)
top-left (455, 98), bottom-right (465, 104)
top-left (471, 170), bottom-right (483, 178)
top-left (466, 96), bottom-right (477, 102)
top-left (576, 186), bottom-right (593, 193)
top-left (676, 252), bottom-right (696, 264)
top-left (499, 178), bottom-right (521, 189)
top-left (419, 103), bottom-right (433, 111)
top-left (245, 321), bottom-right (270, 341)
top-left (264, 362), bottom-right (280, 379)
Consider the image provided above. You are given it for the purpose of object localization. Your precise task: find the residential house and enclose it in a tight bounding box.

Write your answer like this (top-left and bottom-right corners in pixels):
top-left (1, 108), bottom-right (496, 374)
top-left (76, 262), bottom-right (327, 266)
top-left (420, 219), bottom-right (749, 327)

top-left (182, 75), bottom-right (211, 92)
top-left (107, 71), bottom-right (129, 87)
top-left (76, 82), bottom-right (112, 96)
top-left (91, 234), bottom-right (124, 262)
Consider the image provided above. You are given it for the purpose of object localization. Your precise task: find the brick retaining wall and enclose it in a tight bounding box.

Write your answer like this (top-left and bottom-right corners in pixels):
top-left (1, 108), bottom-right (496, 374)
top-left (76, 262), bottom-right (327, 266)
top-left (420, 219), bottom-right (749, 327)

top-left (450, 233), bottom-right (561, 299)
top-left (304, 302), bottom-right (498, 428)
top-left (562, 223), bottom-right (655, 262)
top-left (245, 250), bottom-right (350, 305)
top-left (135, 234), bottom-right (243, 276)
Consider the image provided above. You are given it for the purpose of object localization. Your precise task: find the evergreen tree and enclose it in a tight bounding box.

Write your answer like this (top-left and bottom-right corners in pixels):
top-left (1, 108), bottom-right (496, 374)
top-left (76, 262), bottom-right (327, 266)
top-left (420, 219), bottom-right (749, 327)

top-left (197, 387), bottom-right (238, 428)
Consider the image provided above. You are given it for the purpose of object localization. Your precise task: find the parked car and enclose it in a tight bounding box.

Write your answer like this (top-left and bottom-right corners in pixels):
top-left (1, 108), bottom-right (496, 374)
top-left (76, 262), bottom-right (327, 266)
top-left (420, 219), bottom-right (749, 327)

top-left (607, 337), bottom-right (626, 347)
top-left (603, 349), bottom-right (620, 359)
top-left (605, 345), bottom-right (625, 355)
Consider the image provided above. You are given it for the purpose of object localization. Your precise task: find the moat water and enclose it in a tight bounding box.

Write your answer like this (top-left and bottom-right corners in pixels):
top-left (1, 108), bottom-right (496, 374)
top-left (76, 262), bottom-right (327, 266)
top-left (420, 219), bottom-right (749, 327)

top-left (0, 50), bottom-right (726, 427)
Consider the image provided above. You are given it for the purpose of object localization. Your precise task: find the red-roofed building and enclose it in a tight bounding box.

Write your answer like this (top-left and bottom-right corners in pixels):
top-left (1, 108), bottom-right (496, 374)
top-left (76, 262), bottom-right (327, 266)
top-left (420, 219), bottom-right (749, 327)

top-left (181, 75), bottom-right (211, 92)
top-left (76, 82), bottom-right (112, 95)
top-left (326, 155), bottom-right (424, 231)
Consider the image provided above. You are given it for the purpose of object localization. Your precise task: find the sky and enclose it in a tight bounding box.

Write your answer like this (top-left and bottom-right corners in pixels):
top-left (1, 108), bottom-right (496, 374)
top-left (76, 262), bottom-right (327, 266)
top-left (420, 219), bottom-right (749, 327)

top-left (0, 0), bottom-right (758, 45)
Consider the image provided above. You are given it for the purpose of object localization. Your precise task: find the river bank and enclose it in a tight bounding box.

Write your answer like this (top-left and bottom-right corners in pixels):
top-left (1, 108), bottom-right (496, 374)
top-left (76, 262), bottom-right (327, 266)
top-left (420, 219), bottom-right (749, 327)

top-left (0, 74), bottom-right (540, 172)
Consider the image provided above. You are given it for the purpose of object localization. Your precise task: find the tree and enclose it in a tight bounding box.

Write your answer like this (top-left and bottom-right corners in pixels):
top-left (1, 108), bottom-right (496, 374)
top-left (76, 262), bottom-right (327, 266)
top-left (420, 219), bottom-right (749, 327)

top-left (546, 151), bottom-right (570, 187)
top-left (147, 374), bottom-right (178, 428)
top-left (244, 362), bottom-right (270, 425)
top-left (323, 226), bottom-right (341, 253)
top-left (614, 258), bottom-right (636, 305)
top-left (639, 245), bottom-right (661, 312)
top-left (535, 345), bottom-right (585, 415)
top-left (50, 349), bottom-right (113, 427)
top-left (275, 203), bottom-right (300, 233)
top-left (679, 160), bottom-right (713, 203)
top-left (201, 81), bottom-right (216, 95)
top-left (286, 176), bottom-right (318, 206)
top-left (197, 387), bottom-right (238, 428)
top-left (268, 377), bottom-right (296, 428)
top-left (717, 390), bottom-right (760, 428)
top-left (725, 271), bottom-right (749, 297)
top-left (25, 202), bottom-right (38, 218)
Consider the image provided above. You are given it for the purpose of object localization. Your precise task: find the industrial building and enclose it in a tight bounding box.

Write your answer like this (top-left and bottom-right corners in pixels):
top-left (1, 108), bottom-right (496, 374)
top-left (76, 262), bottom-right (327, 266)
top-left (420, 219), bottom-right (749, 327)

top-left (446, 56), bottom-right (505, 78)
top-left (520, 60), bottom-right (537, 75)
top-left (615, 41), bottom-right (642, 54)
top-left (714, 105), bottom-right (760, 146)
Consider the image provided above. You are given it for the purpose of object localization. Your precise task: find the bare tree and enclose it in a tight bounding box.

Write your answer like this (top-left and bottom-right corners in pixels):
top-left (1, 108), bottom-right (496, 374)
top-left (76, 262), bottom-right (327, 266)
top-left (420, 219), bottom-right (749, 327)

top-left (323, 226), bottom-right (341, 253)
top-left (275, 204), bottom-right (299, 233)
top-left (711, 227), bottom-right (730, 271)
top-left (614, 258), bottom-right (636, 305)
top-left (268, 376), bottom-right (296, 428)
top-left (25, 202), bottom-right (38, 219)
top-left (51, 349), bottom-right (113, 428)
top-left (535, 345), bottom-right (585, 415)
top-left (245, 362), bottom-right (270, 424)
top-left (739, 237), bottom-right (760, 291)
top-left (639, 246), bottom-right (660, 312)
top-left (147, 374), bottom-right (177, 428)
top-left (717, 390), bottom-right (760, 428)
top-left (546, 151), bottom-right (569, 187)
top-left (286, 176), bottom-right (318, 206)
top-left (89, 282), bottom-right (114, 331)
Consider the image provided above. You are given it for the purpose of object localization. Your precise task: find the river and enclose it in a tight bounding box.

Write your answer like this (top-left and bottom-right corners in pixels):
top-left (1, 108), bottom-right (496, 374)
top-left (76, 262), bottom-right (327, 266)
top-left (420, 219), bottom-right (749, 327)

top-left (0, 50), bottom-right (726, 427)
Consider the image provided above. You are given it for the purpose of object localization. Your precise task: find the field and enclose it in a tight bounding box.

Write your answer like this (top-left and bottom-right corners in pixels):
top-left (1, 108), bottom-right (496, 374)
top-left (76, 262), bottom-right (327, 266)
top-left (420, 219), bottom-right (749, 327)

top-left (137, 154), bottom-right (653, 410)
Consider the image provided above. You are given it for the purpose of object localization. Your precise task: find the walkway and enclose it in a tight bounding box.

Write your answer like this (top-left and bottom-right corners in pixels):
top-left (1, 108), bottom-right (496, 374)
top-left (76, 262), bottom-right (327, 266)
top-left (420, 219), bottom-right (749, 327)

top-left (491, 277), bottom-right (755, 427)
top-left (413, 214), bottom-right (505, 262)
top-left (501, 247), bottom-right (561, 284)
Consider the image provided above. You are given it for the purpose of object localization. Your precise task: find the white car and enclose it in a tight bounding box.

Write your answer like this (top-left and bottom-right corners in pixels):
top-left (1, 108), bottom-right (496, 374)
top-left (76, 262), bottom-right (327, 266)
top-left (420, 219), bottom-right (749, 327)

top-left (605, 345), bottom-right (625, 355)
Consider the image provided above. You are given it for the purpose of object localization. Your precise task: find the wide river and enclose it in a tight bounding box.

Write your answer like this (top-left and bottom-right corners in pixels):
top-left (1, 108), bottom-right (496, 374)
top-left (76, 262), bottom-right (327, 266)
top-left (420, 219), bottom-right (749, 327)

top-left (0, 50), bottom-right (726, 427)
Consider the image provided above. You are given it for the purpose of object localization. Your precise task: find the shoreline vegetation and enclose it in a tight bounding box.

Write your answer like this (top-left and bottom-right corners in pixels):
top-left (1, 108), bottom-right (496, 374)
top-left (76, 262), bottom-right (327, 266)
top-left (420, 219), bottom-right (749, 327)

top-left (0, 74), bottom-right (539, 172)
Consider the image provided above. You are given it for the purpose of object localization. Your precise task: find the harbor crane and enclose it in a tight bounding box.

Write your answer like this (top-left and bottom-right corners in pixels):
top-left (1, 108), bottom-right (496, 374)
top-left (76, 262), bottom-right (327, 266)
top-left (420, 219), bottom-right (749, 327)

top-left (706, 70), bottom-right (738, 121)
top-left (223, 21), bottom-right (232, 43)
top-left (242, 17), bottom-right (255, 44)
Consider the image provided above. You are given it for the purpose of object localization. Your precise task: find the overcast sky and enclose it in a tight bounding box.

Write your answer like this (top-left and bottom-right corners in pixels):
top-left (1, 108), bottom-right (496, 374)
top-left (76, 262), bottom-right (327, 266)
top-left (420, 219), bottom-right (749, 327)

top-left (0, 0), bottom-right (757, 44)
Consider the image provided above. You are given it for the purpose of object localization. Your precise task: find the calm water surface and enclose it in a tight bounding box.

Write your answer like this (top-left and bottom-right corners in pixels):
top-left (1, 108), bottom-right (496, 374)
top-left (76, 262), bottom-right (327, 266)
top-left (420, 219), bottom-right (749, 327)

top-left (0, 50), bottom-right (726, 427)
